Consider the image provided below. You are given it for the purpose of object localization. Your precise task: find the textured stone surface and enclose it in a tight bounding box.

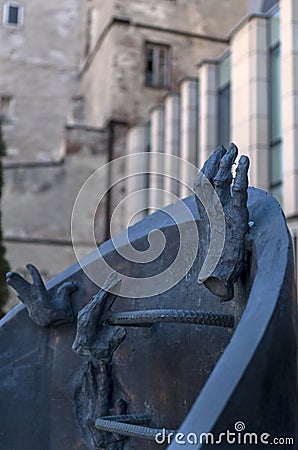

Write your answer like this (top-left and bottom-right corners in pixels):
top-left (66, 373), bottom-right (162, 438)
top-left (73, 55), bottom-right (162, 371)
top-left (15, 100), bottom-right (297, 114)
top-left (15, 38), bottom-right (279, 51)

top-left (0, 0), bottom-right (83, 162)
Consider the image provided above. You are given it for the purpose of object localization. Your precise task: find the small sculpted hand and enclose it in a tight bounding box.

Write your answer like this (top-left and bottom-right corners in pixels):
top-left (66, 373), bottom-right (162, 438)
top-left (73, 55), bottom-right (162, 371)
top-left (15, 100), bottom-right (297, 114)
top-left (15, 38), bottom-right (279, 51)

top-left (194, 144), bottom-right (250, 300)
top-left (6, 264), bottom-right (77, 326)
top-left (72, 273), bottom-right (127, 363)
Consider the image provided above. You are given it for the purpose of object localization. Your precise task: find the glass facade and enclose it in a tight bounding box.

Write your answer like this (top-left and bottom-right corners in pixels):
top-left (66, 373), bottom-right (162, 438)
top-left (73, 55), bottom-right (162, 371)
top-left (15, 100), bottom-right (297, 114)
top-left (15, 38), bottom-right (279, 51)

top-left (217, 53), bottom-right (231, 149)
top-left (268, 9), bottom-right (283, 204)
top-left (294, 234), bottom-right (298, 286)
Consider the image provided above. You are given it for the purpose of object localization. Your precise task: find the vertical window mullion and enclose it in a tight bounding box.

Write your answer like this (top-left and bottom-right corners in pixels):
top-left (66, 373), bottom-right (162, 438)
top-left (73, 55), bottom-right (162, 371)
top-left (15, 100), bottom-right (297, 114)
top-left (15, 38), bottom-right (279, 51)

top-left (164, 50), bottom-right (170, 86)
top-left (268, 8), bottom-right (282, 204)
top-left (153, 47), bottom-right (159, 87)
top-left (217, 53), bottom-right (231, 148)
top-left (294, 234), bottom-right (298, 290)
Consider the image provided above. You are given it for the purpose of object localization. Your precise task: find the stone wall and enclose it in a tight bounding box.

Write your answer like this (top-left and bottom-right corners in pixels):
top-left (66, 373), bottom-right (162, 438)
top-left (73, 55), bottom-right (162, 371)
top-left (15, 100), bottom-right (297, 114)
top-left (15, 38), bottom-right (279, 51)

top-left (0, 0), bottom-right (83, 162)
top-left (79, 0), bottom-right (247, 128)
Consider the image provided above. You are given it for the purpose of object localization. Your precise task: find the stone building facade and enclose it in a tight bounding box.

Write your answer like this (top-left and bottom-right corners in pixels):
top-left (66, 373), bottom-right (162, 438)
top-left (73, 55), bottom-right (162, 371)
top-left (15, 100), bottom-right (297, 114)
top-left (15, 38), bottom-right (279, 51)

top-left (72, 0), bottom-right (248, 236)
top-left (0, 0), bottom-right (95, 309)
top-left (0, 0), bottom-right (84, 162)
top-left (78, 0), bottom-right (247, 128)
top-left (124, 0), bottom-right (298, 285)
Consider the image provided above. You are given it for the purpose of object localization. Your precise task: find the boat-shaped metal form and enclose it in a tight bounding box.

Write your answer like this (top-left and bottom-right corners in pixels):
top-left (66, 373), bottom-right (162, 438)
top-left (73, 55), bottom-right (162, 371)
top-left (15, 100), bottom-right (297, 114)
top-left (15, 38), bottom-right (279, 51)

top-left (0, 187), bottom-right (296, 449)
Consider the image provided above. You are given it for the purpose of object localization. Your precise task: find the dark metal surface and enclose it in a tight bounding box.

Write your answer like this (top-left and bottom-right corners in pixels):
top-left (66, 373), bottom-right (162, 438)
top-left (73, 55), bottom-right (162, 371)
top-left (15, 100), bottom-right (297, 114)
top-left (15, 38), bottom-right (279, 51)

top-left (168, 188), bottom-right (297, 449)
top-left (70, 221), bottom-right (239, 448)
top-left (0, 185), bottom-right (296, 449)
top-left (73, 359), bottom-right (126, 450)
top-left (0, 192), bottom-right (239, 450)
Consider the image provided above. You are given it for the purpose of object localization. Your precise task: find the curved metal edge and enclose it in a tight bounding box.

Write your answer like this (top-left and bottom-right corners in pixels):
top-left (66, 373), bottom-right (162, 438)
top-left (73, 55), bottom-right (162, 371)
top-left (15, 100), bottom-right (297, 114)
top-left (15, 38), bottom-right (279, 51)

top-left (168, 188), bottom-right (297, 449)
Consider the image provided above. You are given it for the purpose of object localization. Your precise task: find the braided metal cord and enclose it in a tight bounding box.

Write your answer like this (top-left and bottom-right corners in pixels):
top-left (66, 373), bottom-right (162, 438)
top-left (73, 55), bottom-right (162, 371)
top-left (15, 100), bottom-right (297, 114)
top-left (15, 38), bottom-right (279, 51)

top-left (98, 414), bottom-right (151, 425)
top-left (107, 310), bottom-right (234, 328)
top-left (95, 419), bottom-right (176, 441)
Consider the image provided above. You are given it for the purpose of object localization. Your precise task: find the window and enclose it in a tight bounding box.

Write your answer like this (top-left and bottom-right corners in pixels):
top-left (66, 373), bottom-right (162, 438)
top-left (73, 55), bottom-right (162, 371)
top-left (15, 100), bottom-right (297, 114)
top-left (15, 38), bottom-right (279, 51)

top-left (3, 3), bottom-right (24, 27)
top-left (69, 96), bottom-right (85, 124)
top-left (0, 96), bottom-right (14, 123)
top-left (268, 9), bottom-right (282, 204)
top-left (145, 43), bottom-right (170, 88)
top-left (217, 53), bottom-right (231, 148)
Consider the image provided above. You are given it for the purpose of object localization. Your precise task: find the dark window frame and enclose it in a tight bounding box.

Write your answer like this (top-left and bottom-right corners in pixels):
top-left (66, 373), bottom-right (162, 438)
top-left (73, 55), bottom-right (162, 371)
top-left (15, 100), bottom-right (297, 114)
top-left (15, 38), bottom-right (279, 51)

top-left (0, 95), bottom-right (14, 123)
top-left (3, 2), bottom-right (24, 27)
top-left (70, 96), bottom-right (85, 124)
top-left (268, 8), bottom-right (282, 204)
top-left (144, 41), bottom-right (171, 89)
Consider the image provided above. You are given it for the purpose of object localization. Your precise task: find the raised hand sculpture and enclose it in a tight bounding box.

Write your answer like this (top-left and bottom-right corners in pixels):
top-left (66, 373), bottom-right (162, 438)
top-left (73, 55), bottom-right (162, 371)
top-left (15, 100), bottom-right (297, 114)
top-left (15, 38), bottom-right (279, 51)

top-left (194, 143), bottom-right (250, 300)
top-left (6, 263), bottom-right (77, 327)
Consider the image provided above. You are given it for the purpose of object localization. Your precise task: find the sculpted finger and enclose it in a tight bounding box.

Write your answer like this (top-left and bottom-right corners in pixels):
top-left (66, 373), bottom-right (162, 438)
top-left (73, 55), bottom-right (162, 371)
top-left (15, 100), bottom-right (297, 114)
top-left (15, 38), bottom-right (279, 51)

top-left (232, 155), bottom-right (250, 235)
top-left (194, 146), bottom-right (227, 224)
top-left (214, 143), bottom-right (238, 204)
top-left (6, 272), bottom-right (31, 300)
top-left (91, 326), bottom-right (127, 363)
top-left (199, 145), bottom-right (227, 184)
top-left (26, 264), bottom-right (46, 289)
top-left (80, 273), bottom-right (121, 334)
top-left (56, 281), bottom-right (78, 296)
top-left (75, 293), bottom-right (106, 348)
top-left (232, 155), bottom-right (249, 207)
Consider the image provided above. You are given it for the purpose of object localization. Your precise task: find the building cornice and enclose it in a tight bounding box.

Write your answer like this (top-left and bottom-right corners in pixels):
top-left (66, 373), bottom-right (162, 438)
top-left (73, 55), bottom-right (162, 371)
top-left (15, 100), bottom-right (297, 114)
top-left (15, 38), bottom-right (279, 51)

top-left (133, 22), bottom-right (229, 44)
top-left (196, 58), bottom-right (218, 70)
top-left (79, 17), bottom-right (130, 78)
top-left (225, 12), bottom-right (268, 41)
top-left (148, 104), bottom-right (165, 114)
top-left (178, 76), bottom-right (198, 86)
top-left (79, 16), bottom-right (229, 78)
top-left (65, 123), bottom-right (105, 133)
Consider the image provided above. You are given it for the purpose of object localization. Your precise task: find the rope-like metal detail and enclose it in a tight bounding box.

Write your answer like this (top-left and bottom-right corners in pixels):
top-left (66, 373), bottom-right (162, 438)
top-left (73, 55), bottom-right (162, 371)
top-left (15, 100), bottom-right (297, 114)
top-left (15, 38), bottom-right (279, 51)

top-left (107, 310), bottom-right (234, 328)
top-left (95, 419), bottom-right (176, 441)
top-left (98, 414), bottom-right (151, 425)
